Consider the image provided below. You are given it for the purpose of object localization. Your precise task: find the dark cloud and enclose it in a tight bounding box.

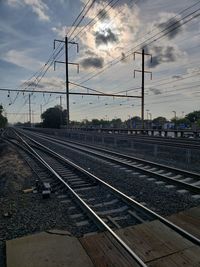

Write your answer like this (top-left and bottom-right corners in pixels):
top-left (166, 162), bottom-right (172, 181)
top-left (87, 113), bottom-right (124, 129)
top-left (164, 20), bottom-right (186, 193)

top-left (28, 81), bottom-right (44, 88)
top-left (156, 17), bottom-right (182, 39)
top-left (94, 0), bottom-right (136, 7)
top-left (97, 9), bottom-right (110, 21)
top-left (121, 52), bottom-right (126, 60)
top-left (95, 28), bottom-right (118, 47)
top-left (27, 78), bottom-right (65, 89)
top-left (80, 56), bottom-right (104, 69)
top-left (146, 45), bottom-right (179, 68)
top-left (121, 52), bottom-right (127, 63)
top-left (172, 75), bottom-right (182, 79)
top-left (149, 88), bottom-right (162, 95)
top-left (84, 50), bottom-right (97, 56)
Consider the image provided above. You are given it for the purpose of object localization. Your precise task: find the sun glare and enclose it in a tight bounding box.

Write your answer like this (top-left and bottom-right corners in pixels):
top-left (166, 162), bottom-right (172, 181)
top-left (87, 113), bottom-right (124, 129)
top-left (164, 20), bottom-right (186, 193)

top-left (94, 20), bottom-right (119, 50)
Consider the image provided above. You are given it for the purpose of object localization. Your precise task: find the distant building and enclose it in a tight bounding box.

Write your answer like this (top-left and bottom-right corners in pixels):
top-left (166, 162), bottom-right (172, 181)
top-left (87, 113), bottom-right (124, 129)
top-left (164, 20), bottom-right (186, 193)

top-left (163, 122), bottom-right (175, 130)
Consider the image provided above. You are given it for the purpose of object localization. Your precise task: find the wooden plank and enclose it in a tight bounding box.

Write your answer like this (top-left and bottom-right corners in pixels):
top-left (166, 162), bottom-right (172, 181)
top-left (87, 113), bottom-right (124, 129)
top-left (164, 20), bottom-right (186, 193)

top-left (79, 232), bottom-right (141, 267)
top-left (148, 245), bottom-right (200, 267)
top-left (167, 206), bottom-right (200, 239)
top-left (115, 220), bottom-right (193, 262)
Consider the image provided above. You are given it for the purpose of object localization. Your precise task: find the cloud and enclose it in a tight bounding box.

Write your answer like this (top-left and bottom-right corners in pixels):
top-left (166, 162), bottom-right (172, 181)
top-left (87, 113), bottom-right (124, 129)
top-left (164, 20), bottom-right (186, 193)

top-left (84, 50), bottom-right (97, 56)
top-left (156, 17), bottom-right (182, 39)
top-left (3, 49), bottom-right (43, 70)
top-left (52, 26), bottom-right (66, 38)
top-left (97, 9), bottom-right (110, 21)
top-left (186, 67), bottom-right (200, 74)
top-left (172, 75), bottom-right (182, 79)
top-left (7, 0), bottom-right (21, 6)
top-left (56, 1), bottom-right (140, 68)
top-left (7, 0), bottom-right (50, 21)
top-left (121, 52), bottom-right (128, 63)
top-left (121, 52), bottom-right (126, 60)
top-left (95, 28), bottom-right (118, 47)
top-left (23, 76), bottom-right (65, 90)
top-left (146, 45), bottom-right (183, 68)
top-left (80, 56), bottom-right (104, 69)
top-left (148, 88), bottom-right (162, 95)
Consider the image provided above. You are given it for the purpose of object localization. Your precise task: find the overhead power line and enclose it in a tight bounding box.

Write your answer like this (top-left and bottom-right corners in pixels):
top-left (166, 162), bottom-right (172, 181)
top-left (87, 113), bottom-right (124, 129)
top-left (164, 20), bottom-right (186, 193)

top-left (72, 2), bottom-right (200, 86)
top-left (67, 0), bottom-right (92, 36)
top-left (68, 0), bottom-right (97, 38)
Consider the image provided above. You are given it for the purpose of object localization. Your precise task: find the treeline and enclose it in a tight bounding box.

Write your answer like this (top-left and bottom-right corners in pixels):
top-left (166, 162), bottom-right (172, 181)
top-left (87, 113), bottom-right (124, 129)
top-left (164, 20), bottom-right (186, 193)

top-left (0, 105), bottom-right (7, 128)
top-left (14, 105), bottom-right (200, 129)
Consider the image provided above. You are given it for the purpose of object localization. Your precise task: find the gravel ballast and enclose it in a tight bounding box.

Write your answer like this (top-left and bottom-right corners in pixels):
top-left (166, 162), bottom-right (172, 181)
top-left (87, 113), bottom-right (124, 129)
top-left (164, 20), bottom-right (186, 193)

top-left (0, 141), bottom-right (96, 267)
top-left (23, 134), bottom-right (200, 216)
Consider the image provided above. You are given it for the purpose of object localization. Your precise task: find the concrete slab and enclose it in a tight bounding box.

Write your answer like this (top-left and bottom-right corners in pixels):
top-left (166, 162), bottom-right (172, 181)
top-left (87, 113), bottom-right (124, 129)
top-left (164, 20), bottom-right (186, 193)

top-left (6, 230), bottom-right (94, 267)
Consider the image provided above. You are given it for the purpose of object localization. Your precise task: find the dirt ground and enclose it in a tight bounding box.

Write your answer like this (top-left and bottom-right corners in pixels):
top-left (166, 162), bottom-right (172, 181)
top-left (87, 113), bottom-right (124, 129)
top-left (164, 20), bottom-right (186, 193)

top-left (0, 142), bottom-right (33, 196)
top-left (0, 140), bottom-right (34, 266)
top-left (0, 140), bottom-right (79, 267)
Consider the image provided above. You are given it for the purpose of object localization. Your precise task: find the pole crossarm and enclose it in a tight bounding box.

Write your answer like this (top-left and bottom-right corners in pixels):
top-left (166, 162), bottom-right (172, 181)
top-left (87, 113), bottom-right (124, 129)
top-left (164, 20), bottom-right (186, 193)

top-left (0, 88), bottom-right (67, 94)
top-left (134, 51), bottom-right (152, 62)
top-left (134, 70), bottom-right (152, 80)
top-left (0, 88), bottom-right (141, 98)
top-left (0, 88), bottom-right (140, 98)
top-left (69, 81), bottom-right (105, 94)
top-left (54, 61), bottom-right (79, 73)
top-left (53, 39), bottom-right (65, 49)
top-left (68, 41), bottom-right (79, 53)
top-left (69, 92), bottom-right (141, 98)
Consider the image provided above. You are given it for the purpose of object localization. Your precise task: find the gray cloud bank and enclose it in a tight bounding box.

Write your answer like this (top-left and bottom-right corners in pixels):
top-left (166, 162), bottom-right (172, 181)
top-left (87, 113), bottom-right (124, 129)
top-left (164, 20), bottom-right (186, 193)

top-left (80, 56), bottom-right (104, 69)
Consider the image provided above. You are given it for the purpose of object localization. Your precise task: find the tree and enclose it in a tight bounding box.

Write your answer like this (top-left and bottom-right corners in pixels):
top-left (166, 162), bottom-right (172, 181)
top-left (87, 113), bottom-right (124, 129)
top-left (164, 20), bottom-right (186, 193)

top-left (185, 110), bottom-right (200, 123)
top-left (0, 105), bottom-right (7, 128)
top-left (41, 105), bottom-right (67, 128)
top-left (152, 116), bottom-right (167, 125)
top-left (91, 119), bottom-right (101, 126)
top-left (110, 118), bottom-right (122, 128)
top-left (171, 117), bottom-right (190, 127)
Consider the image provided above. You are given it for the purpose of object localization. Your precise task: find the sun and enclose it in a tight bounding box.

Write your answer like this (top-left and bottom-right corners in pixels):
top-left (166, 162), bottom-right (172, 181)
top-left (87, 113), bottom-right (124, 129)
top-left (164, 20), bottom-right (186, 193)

top-left (94, 20), bottom-right (119, 50)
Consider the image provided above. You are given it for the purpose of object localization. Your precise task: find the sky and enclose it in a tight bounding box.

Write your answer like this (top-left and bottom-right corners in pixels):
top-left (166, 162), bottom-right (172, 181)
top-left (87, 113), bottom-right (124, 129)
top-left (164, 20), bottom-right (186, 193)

top-left (0, 0), bottom-right (199, 123)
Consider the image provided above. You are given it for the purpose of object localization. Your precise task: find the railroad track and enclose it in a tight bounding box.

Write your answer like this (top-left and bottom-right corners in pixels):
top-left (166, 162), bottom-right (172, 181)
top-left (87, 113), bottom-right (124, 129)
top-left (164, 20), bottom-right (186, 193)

top-left (112, 134), bottom-right (200, 150)
top-left (21, 129), bottom-right (200, 196)
top-left (3, 127), bottom-right (200, 267)
top-left (67, 128), bottom-right (200, 150)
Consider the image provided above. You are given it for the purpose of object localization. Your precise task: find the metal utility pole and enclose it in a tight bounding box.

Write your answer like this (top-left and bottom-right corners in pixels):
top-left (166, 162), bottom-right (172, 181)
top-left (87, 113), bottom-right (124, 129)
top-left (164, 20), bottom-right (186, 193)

top-left (65, 36), bottom-right (69, 124)
top-left (32, 111), bottom-right (34, 125)
top-left (148, 112), bottom-right (152, 121)
top-left (146, 109), bottom-right (149, 120)
top-left (28, 94), bottom-right (31, 126)
top-left (56, 95), bottom-right (63, 107)
top-left (40, 104), bottom-right (43, 122)
top-left (172, 110), bottom-right (177, 120)
top-left (142, 50), bottom-right (145, 126)
top-left (134, 49), bottom-right (152, 129)
top-left (40, 104), bottom-right (42, 115)
top-left (59, 95), bottom-right (63, 107)
top-left (172, 110), bottom-right (177, 129)
top-left (54, 37), bottom-right (79, 125)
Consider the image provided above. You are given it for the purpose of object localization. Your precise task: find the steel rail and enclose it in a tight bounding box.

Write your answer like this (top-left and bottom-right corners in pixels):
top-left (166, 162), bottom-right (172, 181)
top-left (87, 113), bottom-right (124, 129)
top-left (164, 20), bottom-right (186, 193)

top-left (7, 128), bottom-right (148, 267)
top-left (22, 130), bottom-right (200, 178)
top-left (23, 130), bottom-right (200, 195)
top-left (12, 128), bottom-right (200, 246)
top-left (65, 129), bottom-right (200, 149)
